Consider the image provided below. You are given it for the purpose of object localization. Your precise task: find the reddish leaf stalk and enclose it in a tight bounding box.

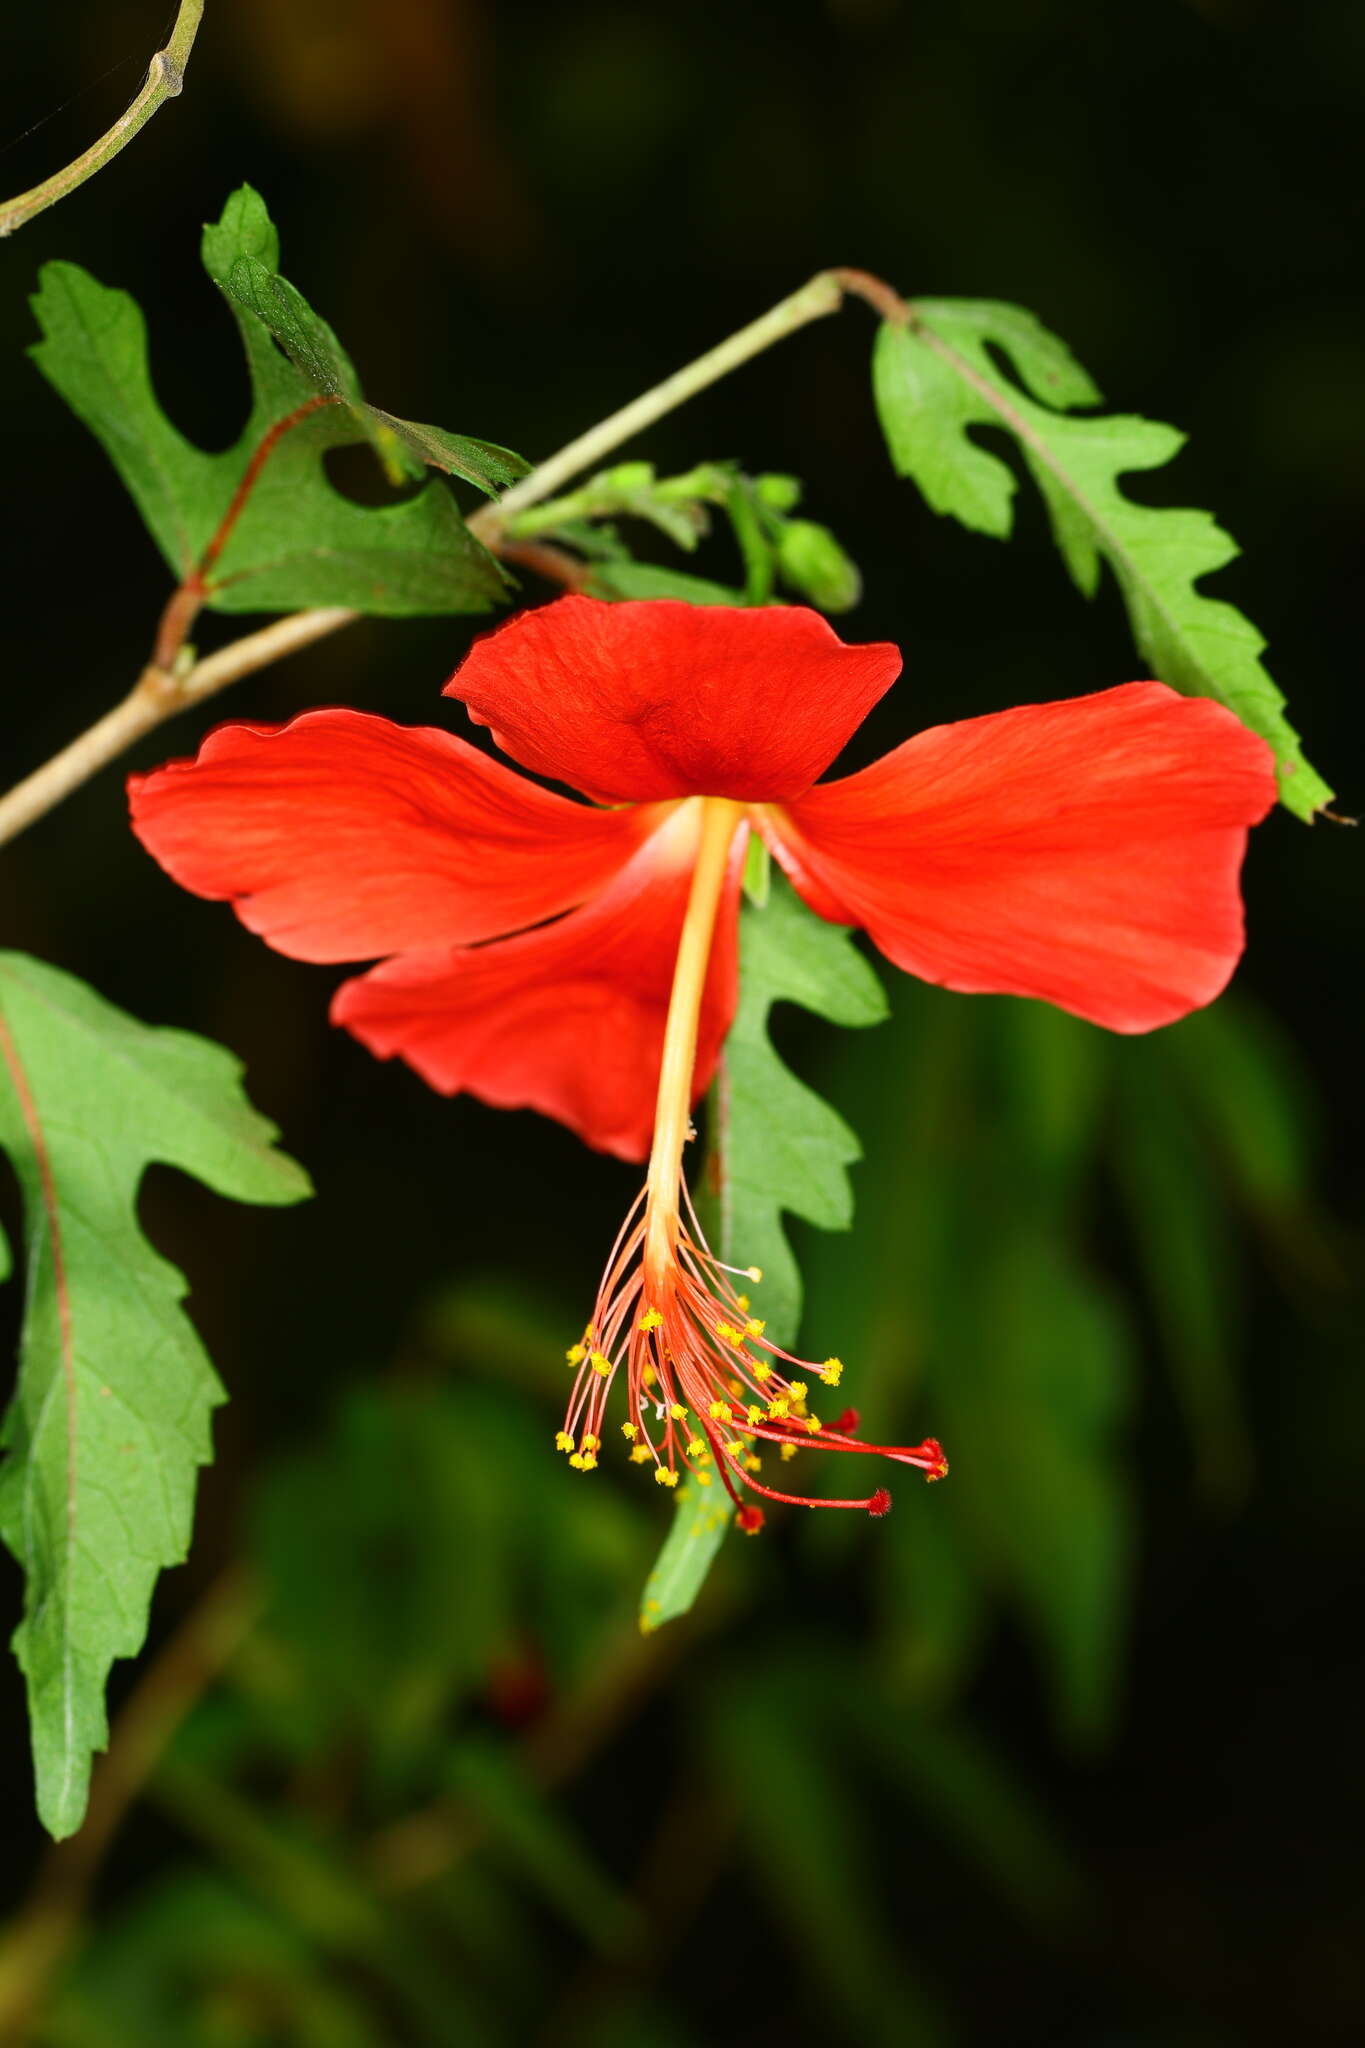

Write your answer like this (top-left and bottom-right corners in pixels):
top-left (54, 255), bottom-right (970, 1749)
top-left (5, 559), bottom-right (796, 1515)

top-left (151, 394), bottom-right (338, 674)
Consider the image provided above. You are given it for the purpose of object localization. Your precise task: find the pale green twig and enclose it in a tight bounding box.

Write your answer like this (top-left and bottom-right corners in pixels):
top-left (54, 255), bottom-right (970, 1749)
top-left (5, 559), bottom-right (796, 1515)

top-left (0, 2), bottom-right (205, 239)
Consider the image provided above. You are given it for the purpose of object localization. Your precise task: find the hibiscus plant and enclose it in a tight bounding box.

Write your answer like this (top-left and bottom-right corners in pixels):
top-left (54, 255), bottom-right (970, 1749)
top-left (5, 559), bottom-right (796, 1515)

top-left (0, 181), bottom-right (1330, 1846)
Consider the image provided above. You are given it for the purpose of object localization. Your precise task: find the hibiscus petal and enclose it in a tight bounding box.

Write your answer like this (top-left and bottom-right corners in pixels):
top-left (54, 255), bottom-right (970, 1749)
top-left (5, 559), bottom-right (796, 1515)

top-left (445, 595), bottom-right (902, 803)
top-left (129, 709), bottom-right (664, 962)
top-left (332, 805), bottom-right (744, 1161)
top-left (761, 683), bottom-right (1278, 1032)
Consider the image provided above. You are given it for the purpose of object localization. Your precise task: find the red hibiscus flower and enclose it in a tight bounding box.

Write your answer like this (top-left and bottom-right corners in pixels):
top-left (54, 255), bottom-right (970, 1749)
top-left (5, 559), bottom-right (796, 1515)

top-left (129, 596), bottom-right (1276, 1522)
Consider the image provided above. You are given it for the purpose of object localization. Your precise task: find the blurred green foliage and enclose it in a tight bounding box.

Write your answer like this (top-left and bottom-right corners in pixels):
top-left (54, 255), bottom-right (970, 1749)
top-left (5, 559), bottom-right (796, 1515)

top-left (1, 975), bottom-right (1349, 2045)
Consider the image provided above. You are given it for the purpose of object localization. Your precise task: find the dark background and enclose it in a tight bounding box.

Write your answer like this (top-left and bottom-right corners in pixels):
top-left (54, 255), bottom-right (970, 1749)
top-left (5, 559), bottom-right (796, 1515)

top-left (0, 3), bottom-right (1361, 2043)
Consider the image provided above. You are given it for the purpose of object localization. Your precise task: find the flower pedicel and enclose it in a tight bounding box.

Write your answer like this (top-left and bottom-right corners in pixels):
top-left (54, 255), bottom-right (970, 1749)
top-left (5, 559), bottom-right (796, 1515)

top-left (129, 598), bottom-right (1276, 1524)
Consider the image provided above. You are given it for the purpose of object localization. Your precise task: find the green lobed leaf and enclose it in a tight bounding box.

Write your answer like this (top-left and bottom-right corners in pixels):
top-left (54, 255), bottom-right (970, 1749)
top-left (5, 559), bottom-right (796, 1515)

top-left (366, 410), bottom-right (530, 497)
top-left (639, 1475), bottom-right (737, 1633)
top-left (0, 952), bottom-right (310, 1837)
top-left (873, 298), bottom-right (1330, 818)
top-left (29, 184), bottom-right (512, 615)
top-left (715, 872), bottom-right (888, 1351)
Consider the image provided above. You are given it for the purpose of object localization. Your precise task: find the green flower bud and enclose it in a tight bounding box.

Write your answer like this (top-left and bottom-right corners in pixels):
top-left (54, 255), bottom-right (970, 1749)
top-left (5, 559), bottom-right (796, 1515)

top-left (775, 520), bottom-right (862, 612)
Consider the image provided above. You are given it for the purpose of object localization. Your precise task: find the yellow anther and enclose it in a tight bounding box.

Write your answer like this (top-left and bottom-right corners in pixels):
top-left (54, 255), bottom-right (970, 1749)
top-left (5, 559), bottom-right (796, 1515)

top-left (744, 1318), bottom-right (766, 1338)
top-left (686, 1437), bottom-right (706, 1460)
top-left (669, 1402), bottom-right (688, 1421)
top-left (642, 1362), bottom-right (657, 1388)
top-left (695, 1470), bottom-right (713, 1487)
top-left (767, 1397), bottom-right (789, 1420)
top-left (735, 1293), bottom-right (751, 1313)
top-left (788, 1382), bottom-right (808, 1406)
top-left (582, 1453), bottom-right (598, 1470)
top-left (566, 1343), bottom-right (586, 1366)
top-left (638, 1308), bottom-right (664, 1331)
top-left (752, 1359), bottom-right (772, 1382)
top-left (714, 1322), bottom-right (744, 1347)
top-left (722, 1440), bottom-right (745, 1459)
top-left (745, 1455), bottom-right (762, 1474)
top-left (621, 1421), bottom-right (639, 1441)
top-left (582, 1433), bottom-right (600, 1451)
top-left (654, 1466), bottom-right (679, 1488)
top-left (629, 1444), bottom-right (653, 1464)
top-left (554, 1431), bottom-right (574, 1453)
top-left (568, 1452), bottom-right (586, 1470)
top-left (746, 1404), bottom-right (764, 1426)
top-left (709, 1400), bottom-right (733, 1421)
top-left (820, 1357), bottom-right (844, 1386)
top-left (746, 1266), bottom-right (763, 1282)
top-left (805, 1415), bottom-right (823, 1435)
top-left (780, 1442), bottom-right (798, 1462)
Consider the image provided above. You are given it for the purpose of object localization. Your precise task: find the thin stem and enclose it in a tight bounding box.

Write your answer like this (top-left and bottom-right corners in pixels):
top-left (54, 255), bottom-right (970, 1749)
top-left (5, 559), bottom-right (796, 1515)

top-left (0, 2), bottom-right (205, 239)
top-left (366, 1601), bottom-right (709, 1896)
top-left (643, 799), bottom-right (745, 1284)
top-left (493, 538), bottom-right (594, 591)
top-left (0, 609), bottom-right (358, 846)
top-left (483, 273), bottom-right (846, 534)
top-left (0, 264), bottom-right (902, 849)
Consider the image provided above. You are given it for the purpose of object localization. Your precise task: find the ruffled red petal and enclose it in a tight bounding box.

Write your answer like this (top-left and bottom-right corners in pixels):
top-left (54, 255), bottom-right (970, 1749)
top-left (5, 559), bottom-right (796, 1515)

top-left (128, 710), bottom-right (663, 962)
top-left (331, 805), bottom-right (744, 1160)
top-left (761, 683), bottom-right (1277, 1032)
top-left (445, 596), bottom-right (901, 804)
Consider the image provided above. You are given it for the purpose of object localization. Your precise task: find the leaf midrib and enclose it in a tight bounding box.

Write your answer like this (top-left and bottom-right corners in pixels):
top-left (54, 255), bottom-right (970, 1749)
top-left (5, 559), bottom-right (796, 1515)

top-left (0, 1002), bottom-right (80, 1818)
top-left (911, 314), bottom-right (1196, 679)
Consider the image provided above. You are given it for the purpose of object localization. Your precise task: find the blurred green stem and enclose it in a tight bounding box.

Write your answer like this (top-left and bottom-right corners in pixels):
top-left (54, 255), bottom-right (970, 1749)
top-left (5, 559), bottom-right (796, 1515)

top-left (367, 1611), bottom-right (703, 1895)
top-left (0, 1568), bottom-right (261, 2043)
top-left (0, 2), bottom-right (204, 239)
